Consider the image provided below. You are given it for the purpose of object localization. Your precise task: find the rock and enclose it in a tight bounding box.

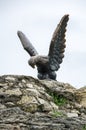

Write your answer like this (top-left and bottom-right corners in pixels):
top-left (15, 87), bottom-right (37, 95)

top-left (67, 112), bottom-right (78, 117)
top-left (0, 75), bottom-right (86, 130)
top-left (75, 86), bottom-right (86, 107)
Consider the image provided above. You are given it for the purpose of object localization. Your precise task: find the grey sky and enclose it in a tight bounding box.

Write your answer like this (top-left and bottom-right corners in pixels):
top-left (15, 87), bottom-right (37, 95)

top-left (0, 0), bottom-right (86, 88)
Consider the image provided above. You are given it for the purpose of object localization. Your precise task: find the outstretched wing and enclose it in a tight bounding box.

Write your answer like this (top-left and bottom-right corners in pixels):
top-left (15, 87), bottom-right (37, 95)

top-left (17, 31), bottom-right (38, 56)
top-left (48, 14), bottom-right (69, 71)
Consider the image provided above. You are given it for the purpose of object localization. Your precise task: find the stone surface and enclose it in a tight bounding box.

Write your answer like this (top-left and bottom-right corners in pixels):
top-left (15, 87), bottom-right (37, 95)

top-left (0, 75), bottom-right (86, 130)
top-left (75, 86), bottom-right (86, 107)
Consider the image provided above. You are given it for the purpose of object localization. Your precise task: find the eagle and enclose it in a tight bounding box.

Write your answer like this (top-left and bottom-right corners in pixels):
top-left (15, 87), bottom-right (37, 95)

top-left (17, 14), bottom-right (69, 80)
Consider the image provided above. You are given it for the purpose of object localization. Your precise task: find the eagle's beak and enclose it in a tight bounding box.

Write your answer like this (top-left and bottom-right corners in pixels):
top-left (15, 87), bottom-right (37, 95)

top-left (28, 60), bottom-right (35, 68)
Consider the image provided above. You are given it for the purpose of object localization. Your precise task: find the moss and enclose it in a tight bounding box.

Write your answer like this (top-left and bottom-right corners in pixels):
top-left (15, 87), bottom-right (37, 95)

top-left (48, 92), bottom-right (67, 106)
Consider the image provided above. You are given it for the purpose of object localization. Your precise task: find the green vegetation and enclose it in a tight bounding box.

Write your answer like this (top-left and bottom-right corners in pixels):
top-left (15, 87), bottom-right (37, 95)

top-left (48, 91), bottom-right (67, 106)
top-left (51, 110), bottom-right (64, 117)
top-left (82, 125), bottom-right (86, 130)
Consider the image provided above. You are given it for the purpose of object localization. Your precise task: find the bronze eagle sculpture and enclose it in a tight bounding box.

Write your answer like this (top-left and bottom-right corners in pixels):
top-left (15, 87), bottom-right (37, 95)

top-left (17, 14), bottom-right (69, 80)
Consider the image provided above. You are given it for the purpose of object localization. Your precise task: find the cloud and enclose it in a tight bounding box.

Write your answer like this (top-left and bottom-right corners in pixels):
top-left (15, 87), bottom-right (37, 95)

top-left (0, 0), bottom-right (86, 88)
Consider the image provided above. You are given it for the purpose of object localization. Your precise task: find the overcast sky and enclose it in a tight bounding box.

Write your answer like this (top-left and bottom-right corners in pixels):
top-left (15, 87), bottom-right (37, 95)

top-left (0, 0), bottom-right (86, 88)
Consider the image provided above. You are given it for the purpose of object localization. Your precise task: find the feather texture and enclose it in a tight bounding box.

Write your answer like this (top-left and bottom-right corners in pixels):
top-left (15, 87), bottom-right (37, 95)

top-left (48, 14), bottom-right (69, 71)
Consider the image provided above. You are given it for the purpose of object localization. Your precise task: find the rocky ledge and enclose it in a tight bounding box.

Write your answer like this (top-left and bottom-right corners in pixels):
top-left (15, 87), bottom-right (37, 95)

top-left (0, 75), bottom-right (86, 130)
